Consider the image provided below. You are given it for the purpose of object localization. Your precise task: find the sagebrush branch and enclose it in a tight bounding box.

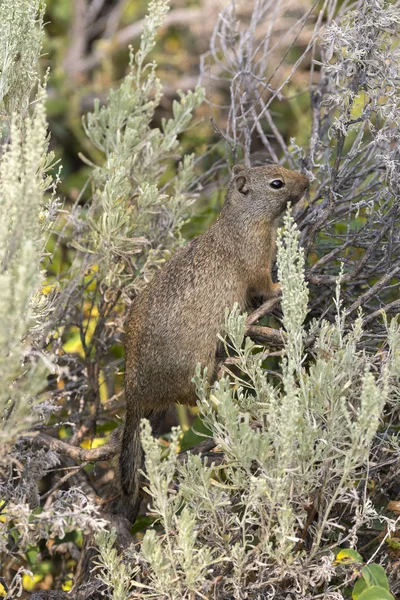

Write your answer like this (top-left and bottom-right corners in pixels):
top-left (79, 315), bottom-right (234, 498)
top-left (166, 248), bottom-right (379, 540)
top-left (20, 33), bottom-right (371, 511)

top-left (245, 297), bottom-right (281, 326)
top-left (32, 433), bottom-right (120, 462)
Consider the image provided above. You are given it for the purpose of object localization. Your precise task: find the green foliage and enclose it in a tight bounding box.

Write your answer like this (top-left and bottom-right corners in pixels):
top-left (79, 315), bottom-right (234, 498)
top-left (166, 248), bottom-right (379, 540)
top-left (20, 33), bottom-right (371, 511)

top-left (95, 529), bottom-right (136, 600)
top-left (0, 488), bottom-right (106, 550)
top-left (0, 0), bottom-right (45, 122)
top-left (356, 590), bottom-right (394, 600)
top-left (78, 0), bottom-right (205, 291)
top-left (334, 552), bottom-right (396, 600)
top-left (352, 564), bottom-right (394, 600)
top-left (0, 0), bottom-right (59, 443)
top-left (276, 208), bottom-right (308, 371)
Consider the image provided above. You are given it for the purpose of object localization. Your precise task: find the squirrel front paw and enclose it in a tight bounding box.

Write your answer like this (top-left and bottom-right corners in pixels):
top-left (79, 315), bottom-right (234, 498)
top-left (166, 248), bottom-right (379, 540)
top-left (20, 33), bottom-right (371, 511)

top-left (269, 282), bottom-right (282, 298)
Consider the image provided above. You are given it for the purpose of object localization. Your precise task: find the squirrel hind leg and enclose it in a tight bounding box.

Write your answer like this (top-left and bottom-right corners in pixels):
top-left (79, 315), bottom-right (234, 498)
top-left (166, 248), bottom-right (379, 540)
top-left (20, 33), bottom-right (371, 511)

top-left (149, 408), bottom-right (168, 436)
top-left (117, 491), bottom-right (142, 523)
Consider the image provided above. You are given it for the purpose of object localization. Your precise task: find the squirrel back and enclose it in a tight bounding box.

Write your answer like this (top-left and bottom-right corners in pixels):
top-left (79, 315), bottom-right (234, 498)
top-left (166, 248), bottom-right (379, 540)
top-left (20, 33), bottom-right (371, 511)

top-left (120, 164), bottom-right (309, 521)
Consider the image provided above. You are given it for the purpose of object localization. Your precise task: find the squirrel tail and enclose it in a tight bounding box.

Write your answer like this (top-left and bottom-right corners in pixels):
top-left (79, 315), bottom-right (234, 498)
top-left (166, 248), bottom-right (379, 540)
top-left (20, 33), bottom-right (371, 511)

top-left (119, 409), bottom-right (143, 523)
top-left (118, 407), bottom-right (166, 522)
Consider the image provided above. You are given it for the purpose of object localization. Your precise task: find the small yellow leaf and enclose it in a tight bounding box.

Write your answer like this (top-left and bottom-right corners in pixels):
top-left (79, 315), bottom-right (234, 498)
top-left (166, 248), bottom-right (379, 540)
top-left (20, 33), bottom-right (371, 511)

top-left (334, 548), bottom-right (363, 565)
top-left (62, 578), bottom-right (73, 591)
top-left (80, 437), bottom-right (107, 450)
top-left (23, 573), bottom-right (43, 592)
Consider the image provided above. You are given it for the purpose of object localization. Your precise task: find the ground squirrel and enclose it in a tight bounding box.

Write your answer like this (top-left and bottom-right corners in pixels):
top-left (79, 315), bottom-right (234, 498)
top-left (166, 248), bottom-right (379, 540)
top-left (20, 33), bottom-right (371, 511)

top-left (120, 164), bottom-right (309, 521)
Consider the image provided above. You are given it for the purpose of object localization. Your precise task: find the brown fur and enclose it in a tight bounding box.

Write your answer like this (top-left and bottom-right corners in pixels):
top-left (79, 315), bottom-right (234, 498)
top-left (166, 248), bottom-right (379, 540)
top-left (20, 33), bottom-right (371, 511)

top-left (120, 164), bottom-right (309, 521)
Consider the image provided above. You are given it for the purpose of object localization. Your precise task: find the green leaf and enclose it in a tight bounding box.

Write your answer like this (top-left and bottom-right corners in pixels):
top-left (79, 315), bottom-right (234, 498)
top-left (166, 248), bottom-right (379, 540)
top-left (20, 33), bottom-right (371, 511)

top-left (353, 577), bottom-right (368, 600)
top-left (361, 565), bottom-right (389, 590)
top-left (353, 564), bottom-right (391, 599)
top-left (131, 515), bottom-right (156, 535)
top-left (357, 586), bottom-right (395, 600)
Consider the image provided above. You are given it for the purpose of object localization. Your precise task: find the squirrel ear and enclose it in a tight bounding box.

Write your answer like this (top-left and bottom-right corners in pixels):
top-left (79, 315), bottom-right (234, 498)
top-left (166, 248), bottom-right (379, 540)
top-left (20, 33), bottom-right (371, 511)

top-left (235, 174), bottom-right (249, 196)
top-left (232, 164), bottom-right (246, 175)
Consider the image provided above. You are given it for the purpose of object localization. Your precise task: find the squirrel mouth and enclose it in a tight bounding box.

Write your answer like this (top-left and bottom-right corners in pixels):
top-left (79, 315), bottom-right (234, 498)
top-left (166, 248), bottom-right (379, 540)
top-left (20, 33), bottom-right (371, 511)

top-left (288, 192), bottom-right (305, 205)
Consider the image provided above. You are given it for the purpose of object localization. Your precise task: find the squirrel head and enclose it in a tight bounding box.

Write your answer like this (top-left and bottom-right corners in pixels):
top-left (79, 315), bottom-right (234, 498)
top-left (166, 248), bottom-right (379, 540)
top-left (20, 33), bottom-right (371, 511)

top-left (227, 164), bottom-right (309, 219)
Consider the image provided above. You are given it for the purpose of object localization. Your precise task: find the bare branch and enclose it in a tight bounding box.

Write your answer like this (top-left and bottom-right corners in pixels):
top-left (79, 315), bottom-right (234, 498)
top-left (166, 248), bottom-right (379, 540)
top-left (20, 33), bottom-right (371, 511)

top-left (72, 8), bottom-right (203, 74)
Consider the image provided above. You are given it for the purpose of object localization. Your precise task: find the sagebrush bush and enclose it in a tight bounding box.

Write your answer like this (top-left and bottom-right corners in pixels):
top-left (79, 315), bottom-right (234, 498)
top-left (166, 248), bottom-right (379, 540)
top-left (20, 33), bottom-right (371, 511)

top-left (0, 29), bottom-right (59, 444)
top-left (0, 0), bottom-right (44, 123)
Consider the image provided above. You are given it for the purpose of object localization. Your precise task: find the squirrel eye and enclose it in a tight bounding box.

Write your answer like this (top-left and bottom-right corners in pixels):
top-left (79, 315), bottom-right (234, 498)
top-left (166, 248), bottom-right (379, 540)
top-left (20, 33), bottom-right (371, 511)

top-left (270, 179), bottom-right (285, 189)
